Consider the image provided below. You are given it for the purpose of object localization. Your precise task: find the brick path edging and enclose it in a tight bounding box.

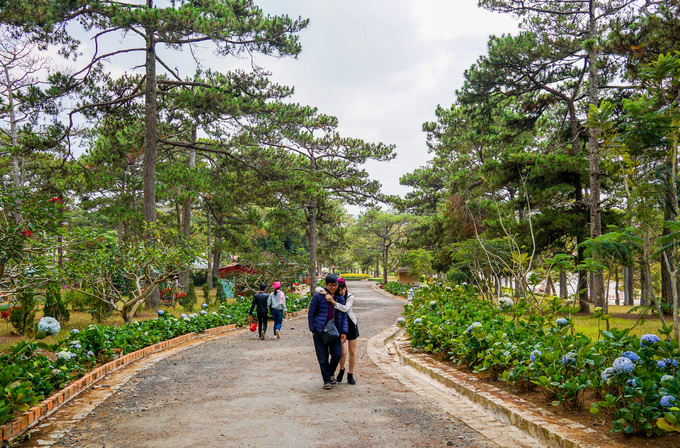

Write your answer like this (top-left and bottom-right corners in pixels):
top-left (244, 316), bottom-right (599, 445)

top-left (385, 329), bottom-right (626, 448)
top-left (0, 309), bottom-right (310, 444)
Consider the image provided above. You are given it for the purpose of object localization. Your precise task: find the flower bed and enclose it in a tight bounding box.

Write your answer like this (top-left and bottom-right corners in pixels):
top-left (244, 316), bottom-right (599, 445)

top-left (0, 293), bottom-right (310, 426)
top-left (383, 281), bottom-right (412, 297)
top-left (399, 283), bottom-right (680, 437)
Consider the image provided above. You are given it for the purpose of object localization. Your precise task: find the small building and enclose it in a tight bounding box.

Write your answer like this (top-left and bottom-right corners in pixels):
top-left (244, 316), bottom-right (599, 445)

top-left (395, 267), bottom-right (419, 285)
top-left (218, 263), bottom-right (255, 278)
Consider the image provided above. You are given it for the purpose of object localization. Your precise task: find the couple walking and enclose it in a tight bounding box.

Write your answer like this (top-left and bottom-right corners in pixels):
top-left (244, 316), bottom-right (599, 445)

top-left (309, 274), bottom-right (359, 390)
top-left (249, 282), bottom-right (287, 340)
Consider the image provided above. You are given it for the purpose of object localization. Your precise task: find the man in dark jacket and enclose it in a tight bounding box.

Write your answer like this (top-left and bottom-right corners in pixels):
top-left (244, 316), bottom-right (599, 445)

top-left (249, 284), bottom-right (269, 340)
top-left (308, 274), bottom-right (347, 389)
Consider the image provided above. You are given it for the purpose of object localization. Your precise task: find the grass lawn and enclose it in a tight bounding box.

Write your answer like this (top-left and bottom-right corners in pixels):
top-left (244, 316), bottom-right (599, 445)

top-left (569, 304), bottom-right (669, 340)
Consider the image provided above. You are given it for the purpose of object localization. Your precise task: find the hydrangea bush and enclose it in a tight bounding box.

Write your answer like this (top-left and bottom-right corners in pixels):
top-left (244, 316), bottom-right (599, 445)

top-left (400, 283), bottom-right (680, 437)
top-left (0, 291), bottom-right (311, 428)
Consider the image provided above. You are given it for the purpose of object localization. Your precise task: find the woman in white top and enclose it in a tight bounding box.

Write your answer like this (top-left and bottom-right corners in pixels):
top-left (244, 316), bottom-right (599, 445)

top-left (325, 277), bottom-right (358, 385)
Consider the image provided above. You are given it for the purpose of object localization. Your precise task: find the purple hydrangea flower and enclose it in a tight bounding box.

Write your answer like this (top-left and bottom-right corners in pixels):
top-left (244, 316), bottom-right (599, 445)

top-left (660, 395), bottom-right (676, 408)
top-left (530, 350), bottom-right (542, 362)
top-left (640, 334), bottom-right (660, 348)
top-left (621, 351), bottom-right (639, 363)
top-left (612, 357), bottom-right (635, 375)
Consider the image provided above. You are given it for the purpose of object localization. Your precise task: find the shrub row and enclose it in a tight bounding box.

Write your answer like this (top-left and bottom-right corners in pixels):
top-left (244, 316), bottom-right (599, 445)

top-left (399, 284), bottom-right (680, 437)
top-left (0, 293), bottom-right (310, 426)
top-left (383, 281), bottom-right (412, 297)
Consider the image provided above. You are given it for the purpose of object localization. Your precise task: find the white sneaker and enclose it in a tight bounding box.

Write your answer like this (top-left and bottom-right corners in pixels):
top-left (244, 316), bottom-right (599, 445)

top-left (276, 329), bottom-right (280, 339)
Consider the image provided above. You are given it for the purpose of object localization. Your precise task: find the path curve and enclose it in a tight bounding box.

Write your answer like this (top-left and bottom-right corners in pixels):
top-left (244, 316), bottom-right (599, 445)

top-left (18, 281), bottom-right (500, 448)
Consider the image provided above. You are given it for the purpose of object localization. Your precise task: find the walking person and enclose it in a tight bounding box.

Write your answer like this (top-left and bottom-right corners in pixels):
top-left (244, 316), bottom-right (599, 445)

top-left (267, 281), bottom-right (287, 339)
top-left (249, 284), bottom-right (269, 340)
top-left (309, 274), bottom-right (347, 390)
top-left (326, 277), bottom-right (358, 385)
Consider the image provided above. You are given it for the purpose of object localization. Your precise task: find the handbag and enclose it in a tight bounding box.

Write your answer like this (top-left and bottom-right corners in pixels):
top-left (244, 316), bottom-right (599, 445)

top-left (249, 317), bottom-right (257, 332)
top-left (320, 318), bottom-right (340, 345)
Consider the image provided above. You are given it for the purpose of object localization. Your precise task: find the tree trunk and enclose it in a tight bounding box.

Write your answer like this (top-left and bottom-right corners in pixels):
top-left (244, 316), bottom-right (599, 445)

top-left (206, 207), bottom-right (212, 288)
top-left (587, 1), bottom-right (604, 310)
top-left (142, 4), bottom-right (159, 307)
top-left (212, 235), bottom-right (221, 284)
top-left (615, 267), bottom-right (620, 306)
top-left (560, 270), bottom-right (568, 301)
top-left (308, 200), bottom-right (318, 292)
top-left (178, 127), bottom-right (197, 292)
top-left (577, 244), bottom-right (589, 312)
top-left (624, 265), bottom-right (634, 306)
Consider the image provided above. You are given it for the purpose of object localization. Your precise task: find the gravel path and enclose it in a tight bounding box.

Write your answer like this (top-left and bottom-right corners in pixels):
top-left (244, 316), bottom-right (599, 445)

top-left (41, 281), bottom-right (497, 448)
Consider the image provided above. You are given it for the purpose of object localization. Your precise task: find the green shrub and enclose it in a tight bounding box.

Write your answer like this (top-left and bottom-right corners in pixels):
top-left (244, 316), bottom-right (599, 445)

top-left (215, 281), bottom-right (226, 303)
top-left (202, 283), bottom-right (211, 305)
top-left (62, 288), bottom-right (89, 311)
top-left (43, 282), bottom-right (70, 323)
top-left (9, 290), bottom-right (38, 335)
top-left (181, 281), bottom-right (197, 312)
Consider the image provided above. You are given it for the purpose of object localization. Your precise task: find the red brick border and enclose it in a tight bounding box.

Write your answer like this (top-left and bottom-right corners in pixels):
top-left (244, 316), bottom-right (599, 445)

top-left (0, 324), bottom-right (238, 443)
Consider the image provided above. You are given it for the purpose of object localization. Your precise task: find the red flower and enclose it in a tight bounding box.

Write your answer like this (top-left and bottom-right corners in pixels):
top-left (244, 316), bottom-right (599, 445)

top-left (1, 310), bottom-right (9, 320)
top-left (49, 197), bottom-right (63, 204)
top-left (20, 227), bottom-right (31, 237)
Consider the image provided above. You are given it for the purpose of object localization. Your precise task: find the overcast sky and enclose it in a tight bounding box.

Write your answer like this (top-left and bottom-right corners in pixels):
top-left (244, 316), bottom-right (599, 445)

top-left (230, 0), bottom-right (521, 213)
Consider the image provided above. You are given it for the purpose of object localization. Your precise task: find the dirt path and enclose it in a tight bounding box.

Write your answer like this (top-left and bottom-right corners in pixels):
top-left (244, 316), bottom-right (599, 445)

top-left (20, 281), bottom-right (499, 448)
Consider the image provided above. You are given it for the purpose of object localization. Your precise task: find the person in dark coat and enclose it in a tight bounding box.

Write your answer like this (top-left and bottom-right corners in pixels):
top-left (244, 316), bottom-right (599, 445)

top-left (308, 274), bottom-right (348, 389)
top-left (249, 283), bottom-right (269, 340)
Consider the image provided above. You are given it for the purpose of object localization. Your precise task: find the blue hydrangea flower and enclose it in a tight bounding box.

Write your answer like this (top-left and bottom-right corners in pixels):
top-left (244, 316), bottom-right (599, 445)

top-left (658, 360), bottom-right (668, 369)
top-left (556, 318), bottom-right (568, 326)
top-left (414, 318), bottom-right (423, 325)
top-left (37, 316), bottom-right (61, 336)
top-left (180, 313), bottom-right (187, 319)
top-left (202, 303), bottom-right (208, 308)
top-left (621, 351), bottom-right (639, 363)
top-left (189, 313), bottom-right (197, 318)
top-left (530, 350), bottom-right (542, 362)
top-left (626, 378), bottom-right (637, 387)
top-left (661, 375), bottom-right (674, 383)
top-left (396, 317), bottom-right (405, 325)
top-left (69, 341), bottom-right (82, 350)
top-left (465, 322), bottom-right (482, 333)
top-left (157, 310), bottom-right (164, 316)
top-left (640, 334), bottom-right (660, 348)
top-left (71, 329), bottom-right (79, 334)
top-left (612, 357), bottom-right (635, 375)
top-left (227, 314), bottom-right (231, 319)
top-left (601, 367), bottom-right (615, 382)
top-left (660, 395), bottom-right (676, 407)
top-left (429, 300), bottom-right (437, 306)
top-left (561, 354), bottom-right (575, 364)
top-left (212, 312), bottom-right (218, 316)
top-left (86, 351), bottom-right (95, 357)
top-left (200, 310), bottom-right (207, 316)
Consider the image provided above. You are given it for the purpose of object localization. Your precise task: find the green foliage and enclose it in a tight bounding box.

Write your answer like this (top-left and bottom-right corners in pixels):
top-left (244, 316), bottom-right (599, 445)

top-left (9, 290), bottom-right (38, 335)
top-left (402, 283), bottom-right (680, 436)
top-left (43, 282), bottom-right (70, 323)
top-left (383, 281), bottom-right (411, 297)
top-left (181, 281), bottom-right (197, 312)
